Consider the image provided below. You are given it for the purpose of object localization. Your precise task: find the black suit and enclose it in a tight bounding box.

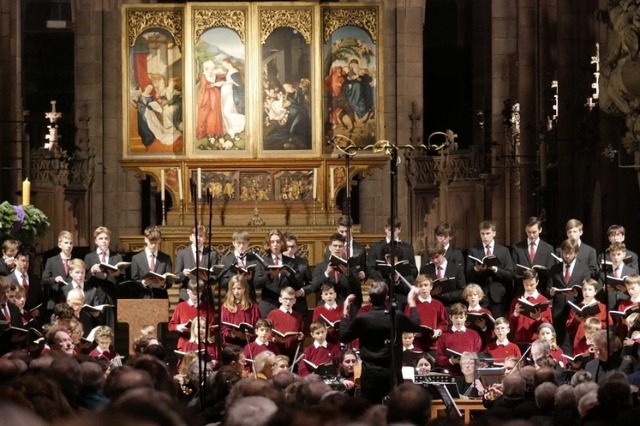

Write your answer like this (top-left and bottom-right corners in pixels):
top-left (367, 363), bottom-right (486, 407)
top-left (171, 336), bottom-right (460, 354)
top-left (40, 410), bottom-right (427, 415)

top-left (556, 242), bottom-right (598, 279)
top-left (367, 239), bottom-right (418, 281)
top-left (130, 250), bottom-right (173, 299)
top-left (0, 302), bottom-right (25, 355)
top-left (600, 248), bottom-right (640, 272)
top-left (419, 261), bottom-right (467, 306)
top-left (465, 243), bottom-right (515, 318)
top-left (9, 271), bottom-right (42, 312)
top-left (444, 245), bottom-right (465, 268)
top-left (324, 240), bottom-right (368, 280)
top-left (598, 263), bottom-right (637, 310)
top-left (84, 250), bottom-right (125, 302)
top-left (0, 259), bottom-right (12, 277)
top-left (512, 238), bottom-right (555, 269)
top-left (511, 238), bottom-right (555, 294)
top-left (174, 246), bottom-right (218, 301)
top-left (219, 252), bottom-right (265, 302)
top-left (340, 305), bottom-right (422, 404)
top-left (255, 254), bottom-right (301, 317)
top-left (41, 254), bottom-right (71, 310)
top-left (546, 260), bottom-right (591, 353)
top-left (309, 260), bottom-right (362, 313)
top-left (289, 255), bottom-right (312, 325)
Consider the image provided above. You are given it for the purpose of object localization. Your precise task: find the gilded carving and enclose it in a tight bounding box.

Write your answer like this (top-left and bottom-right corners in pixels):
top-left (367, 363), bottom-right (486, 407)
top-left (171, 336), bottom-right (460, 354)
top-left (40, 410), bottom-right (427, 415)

top-left (323, 8), bottom-right (378, 44)
top-left (194, 9), bottom-right (246, 43)
top-left (240, 173), bottom-right (273, 201)
top-left (275, 171), bottom-right (314, 201)
top-left (127, 10), bottom-right (183, 47)
top-left (260, 9), bottom-right (312, 45)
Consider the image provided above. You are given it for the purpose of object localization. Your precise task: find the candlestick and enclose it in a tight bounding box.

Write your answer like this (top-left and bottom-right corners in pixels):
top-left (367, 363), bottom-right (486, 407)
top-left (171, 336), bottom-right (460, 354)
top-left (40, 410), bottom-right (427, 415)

top-left (329, 167), bottom-right (334, 200)
top-left (160, 169), bottom-right (165, 201)
top-left (312, 169), bottom-right (317, 200)
top-left (197, 168), bottom-right (202, 200)
top-left (177, 168), bottom-right (183, 200)
top-left (22, 178), bottom-right (31, 205)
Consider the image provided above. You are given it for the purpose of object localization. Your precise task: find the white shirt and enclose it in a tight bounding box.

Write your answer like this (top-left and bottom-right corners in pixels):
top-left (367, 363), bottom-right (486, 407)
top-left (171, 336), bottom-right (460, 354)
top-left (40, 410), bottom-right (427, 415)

top-left (451, 325), bottom-right (467, 333)
top-left (313, 341), bottom-right (328, 349)
top-left (418, 295), bottom-right (433, 303)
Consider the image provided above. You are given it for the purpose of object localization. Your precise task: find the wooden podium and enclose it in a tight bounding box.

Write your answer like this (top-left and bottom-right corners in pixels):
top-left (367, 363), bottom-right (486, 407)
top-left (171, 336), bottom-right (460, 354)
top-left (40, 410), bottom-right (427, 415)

top-left (118, 299), bottom-right (169, 351)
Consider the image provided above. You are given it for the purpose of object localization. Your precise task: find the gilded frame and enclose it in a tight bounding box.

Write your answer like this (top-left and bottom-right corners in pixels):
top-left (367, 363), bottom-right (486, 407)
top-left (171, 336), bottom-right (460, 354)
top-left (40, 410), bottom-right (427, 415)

top-left (322, 5), bottom-right (382, 149)
top-left (121, 2), bottom-right (382, 163)
top-left (255, 3), bottom-right (319, 157)
top-left (185, 3), bottom-right (251, 158)
top-left (121, 5), bottom-right (185, 159)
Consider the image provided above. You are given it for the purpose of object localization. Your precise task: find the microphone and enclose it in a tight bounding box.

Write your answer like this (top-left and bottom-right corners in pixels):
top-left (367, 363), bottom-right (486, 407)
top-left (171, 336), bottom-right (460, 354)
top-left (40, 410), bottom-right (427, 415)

top-left (326, 136), bottom-right (337, 145)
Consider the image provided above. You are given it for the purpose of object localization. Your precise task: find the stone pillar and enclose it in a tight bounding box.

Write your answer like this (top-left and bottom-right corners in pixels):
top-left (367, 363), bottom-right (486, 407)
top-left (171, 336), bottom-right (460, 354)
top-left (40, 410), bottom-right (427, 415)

top-left (490, 0), bottom-right (517, 242)
top-left (75, 0), bottom-right (142, 249)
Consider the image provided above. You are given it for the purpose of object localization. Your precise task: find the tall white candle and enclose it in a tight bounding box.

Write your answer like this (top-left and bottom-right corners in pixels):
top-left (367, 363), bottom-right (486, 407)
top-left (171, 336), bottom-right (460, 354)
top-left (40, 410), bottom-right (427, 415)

top-left (160, 169), bottom-right (165, 201)
top-left (329, 167), bottom-right (334, 200)
top-left (197, 168), bottom-right (202, 200)
top-left (312, 169), bottom-right (317, 200)
top-left (176, 168), bottom-right (183, 200)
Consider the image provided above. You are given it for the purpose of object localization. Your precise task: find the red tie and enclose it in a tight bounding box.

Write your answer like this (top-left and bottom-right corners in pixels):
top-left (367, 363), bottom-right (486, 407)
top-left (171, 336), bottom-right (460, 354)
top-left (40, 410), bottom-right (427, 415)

top-left (150, 253), bottom-right (156, 272)
top-left (63, 258), bottom-right (69, 275)
top-left (196, 250), bottom-right (201, 265)
top-left (100, 251), bottom-right (107, 264)
top-left (485, 245), bottom-right (492, 257)
top-left (334, 271), bottom-right (340, 284)
top-left (274, 256), bottom-right (279, 266)
top-left (564, 264), bottom-right (571, 284)
top-left (345, 244), bottom-right (350, 259)
top-left (436, 266), bottom-right (443, 279)
top-left (21, 274), bottom-right (29, 292)
top-left (614, 267), bottom-right (620, 279)
top-left (2, 304), bottom-right (10, 322)
top-left (529, 242), bottom-right (536, 263)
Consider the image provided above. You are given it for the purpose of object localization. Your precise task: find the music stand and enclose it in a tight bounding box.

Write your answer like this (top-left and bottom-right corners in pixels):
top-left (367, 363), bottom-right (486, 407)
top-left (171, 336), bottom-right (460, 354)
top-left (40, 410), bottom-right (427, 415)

top-left (478, 366), bottom-right (505, 387)
top-left (436, 383), bottom-right (463, 418)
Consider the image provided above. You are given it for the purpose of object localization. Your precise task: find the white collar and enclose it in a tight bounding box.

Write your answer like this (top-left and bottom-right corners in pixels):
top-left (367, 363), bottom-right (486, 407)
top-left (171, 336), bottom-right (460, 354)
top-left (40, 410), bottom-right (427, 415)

top-left (418, 295), bottom-right (432, 303)
top-left (313, 341), bottom-right (328, 349)
top-left (255, 338), bottom-right (267, 346)
top-left (280, 306), bottom-right (292, 314)
top-left (496, 338), bottom-right (510, 347)
top-left (324, 303), bottom-right (337, 310)
top-left (451, 325), bottom-right (466, 333)
top-left (524, 290), bottom-right (540, 299)
top-left (403, 345), bottom-right (415, 351)
top-left (467, 305), bottom-right (482, 312)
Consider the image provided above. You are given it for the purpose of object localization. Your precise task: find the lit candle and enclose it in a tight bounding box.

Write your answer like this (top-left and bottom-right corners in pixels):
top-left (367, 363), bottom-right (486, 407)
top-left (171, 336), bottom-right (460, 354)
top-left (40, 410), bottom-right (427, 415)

top-left (160, 169), bottom-right (165, 201)
top-left (329, 167), bottom-right (334, 200)
top-left (197, 168), bottom-right (202, 200)
top-left (22, 178), bottom-right (31, 205)
top-left (176, 168), bottom-right (183, 200)
top-left (312, 169), bottom-right (317, 200)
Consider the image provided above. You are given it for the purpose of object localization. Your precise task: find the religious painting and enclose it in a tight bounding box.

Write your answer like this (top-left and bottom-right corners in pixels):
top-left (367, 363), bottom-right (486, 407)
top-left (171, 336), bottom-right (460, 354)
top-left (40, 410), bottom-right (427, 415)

top-left (191, 7), bottom-right (248, 154)
top-left (323, 7), bottom-right (380, 149)
top-left (259, 7), bottom-right (314, 155)
top-left (123, 7), bottom-right (185, 158)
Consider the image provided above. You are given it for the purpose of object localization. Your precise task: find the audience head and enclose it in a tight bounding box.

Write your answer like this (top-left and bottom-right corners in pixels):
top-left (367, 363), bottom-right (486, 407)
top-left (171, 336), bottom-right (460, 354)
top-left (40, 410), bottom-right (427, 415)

top-left (386, 382), bottom-right (431, 426)
top-left (225, 396), bottom-right (277, 426)
top-left (502, 372), bottom-right (526, 399)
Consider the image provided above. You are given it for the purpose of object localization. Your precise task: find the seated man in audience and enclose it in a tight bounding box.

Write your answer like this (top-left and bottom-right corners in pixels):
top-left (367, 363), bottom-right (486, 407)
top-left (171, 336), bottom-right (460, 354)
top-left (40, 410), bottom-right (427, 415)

top-left (584, 329), bottom-right (633, 385)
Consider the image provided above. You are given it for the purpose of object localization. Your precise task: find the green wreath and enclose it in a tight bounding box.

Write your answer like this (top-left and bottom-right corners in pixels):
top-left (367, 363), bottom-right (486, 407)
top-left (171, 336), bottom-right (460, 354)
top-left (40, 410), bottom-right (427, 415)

top-left (0, 201), bottom-right (50, 241)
